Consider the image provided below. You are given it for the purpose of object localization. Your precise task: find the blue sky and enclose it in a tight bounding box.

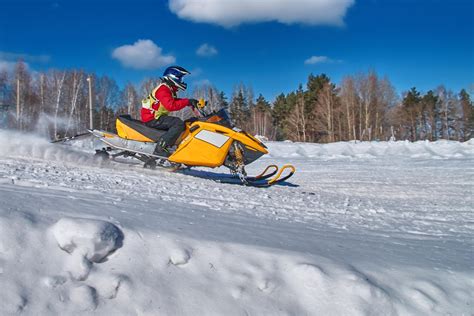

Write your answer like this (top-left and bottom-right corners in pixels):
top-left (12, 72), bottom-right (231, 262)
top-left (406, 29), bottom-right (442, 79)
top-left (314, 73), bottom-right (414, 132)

top-left (0, 0), bottom-right (473, 101)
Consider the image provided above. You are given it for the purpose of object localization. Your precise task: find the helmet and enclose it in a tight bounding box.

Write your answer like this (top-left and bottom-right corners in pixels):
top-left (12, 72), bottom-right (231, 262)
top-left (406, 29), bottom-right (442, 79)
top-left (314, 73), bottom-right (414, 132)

top-left (162, 66), bottom-right (190, 91)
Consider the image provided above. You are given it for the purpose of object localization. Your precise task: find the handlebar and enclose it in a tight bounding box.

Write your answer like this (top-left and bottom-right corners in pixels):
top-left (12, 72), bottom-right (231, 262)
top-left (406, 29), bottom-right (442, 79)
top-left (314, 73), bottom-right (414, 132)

top-left (192, 98), bottom-right (208, 117)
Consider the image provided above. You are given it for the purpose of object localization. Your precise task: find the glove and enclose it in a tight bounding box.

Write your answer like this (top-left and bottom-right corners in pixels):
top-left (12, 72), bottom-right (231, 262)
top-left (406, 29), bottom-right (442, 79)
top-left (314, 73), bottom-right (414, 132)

top-left (188, 99), bottom-right (199, 110)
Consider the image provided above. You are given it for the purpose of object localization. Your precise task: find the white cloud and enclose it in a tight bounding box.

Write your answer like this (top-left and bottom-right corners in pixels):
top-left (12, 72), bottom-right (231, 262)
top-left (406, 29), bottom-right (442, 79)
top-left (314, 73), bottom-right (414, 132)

top-left (0, 61), bottom-right (16, 72)
top-left (196, 44), bottom-right (218, 57)
top-left (304, 55), bottom-right (341, 65)
top-left (169, 0), bottom-right (354, 27)
top-left (112, 40), bottom-right (176, 70)
top-left (0, 60), bottom-right (29, 73)
top-left (305, 56), bottom-right (329, 64)
top-left (0, 51), bottom-right (50, 63)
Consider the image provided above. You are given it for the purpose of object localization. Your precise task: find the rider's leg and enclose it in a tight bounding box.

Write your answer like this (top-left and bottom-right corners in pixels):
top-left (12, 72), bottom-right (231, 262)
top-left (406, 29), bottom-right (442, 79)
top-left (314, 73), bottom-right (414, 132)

top-left (145, 116), bottom-right (185, 157)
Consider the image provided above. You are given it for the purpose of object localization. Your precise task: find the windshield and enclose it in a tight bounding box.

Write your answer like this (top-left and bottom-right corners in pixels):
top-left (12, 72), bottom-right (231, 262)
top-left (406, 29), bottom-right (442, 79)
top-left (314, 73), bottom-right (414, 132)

top-left (200, 107), bottom-right (233, 128)
top-left (215, 108), bottom-right (231, 122)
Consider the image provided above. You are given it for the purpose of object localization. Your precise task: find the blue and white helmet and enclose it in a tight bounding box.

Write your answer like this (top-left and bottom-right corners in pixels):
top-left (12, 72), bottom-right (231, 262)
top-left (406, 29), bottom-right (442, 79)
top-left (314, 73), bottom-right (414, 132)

top-left (162, 66), bottom-right (190, 91)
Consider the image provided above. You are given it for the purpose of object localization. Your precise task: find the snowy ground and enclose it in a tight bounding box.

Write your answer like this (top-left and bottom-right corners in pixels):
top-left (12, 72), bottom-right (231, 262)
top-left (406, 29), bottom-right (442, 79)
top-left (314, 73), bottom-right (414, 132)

top-left (0, 130), bottom-right (473, 315)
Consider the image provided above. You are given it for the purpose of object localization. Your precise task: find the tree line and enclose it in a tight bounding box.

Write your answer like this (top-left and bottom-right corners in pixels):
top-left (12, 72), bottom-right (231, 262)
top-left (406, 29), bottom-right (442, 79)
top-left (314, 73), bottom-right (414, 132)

top-left (230, 72), bottom-right (473, 142)
top-left (0, 60), bottom-right (472, 142)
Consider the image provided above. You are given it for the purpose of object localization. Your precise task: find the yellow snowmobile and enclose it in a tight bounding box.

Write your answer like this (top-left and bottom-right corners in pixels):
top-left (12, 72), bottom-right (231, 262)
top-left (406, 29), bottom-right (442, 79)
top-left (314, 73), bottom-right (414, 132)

top-left (90, 101), bottom-right (295, 187)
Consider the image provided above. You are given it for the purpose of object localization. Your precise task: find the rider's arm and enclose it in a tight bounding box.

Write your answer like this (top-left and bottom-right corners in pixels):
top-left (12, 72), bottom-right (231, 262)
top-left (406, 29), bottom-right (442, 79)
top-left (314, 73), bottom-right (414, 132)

top-left (155, 85), bottom-right (190, 112)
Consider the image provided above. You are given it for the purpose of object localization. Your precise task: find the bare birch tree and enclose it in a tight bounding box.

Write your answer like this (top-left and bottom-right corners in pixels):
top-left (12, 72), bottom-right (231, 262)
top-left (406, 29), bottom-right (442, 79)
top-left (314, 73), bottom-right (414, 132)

top-left (123, 83), bottom-right (139, 118)
top-left (65, 71), bottom-right (84, 136)
top-left (52, 71), bottom-right (66, 139)
top-left (340, 76), bottom-right (358, 140)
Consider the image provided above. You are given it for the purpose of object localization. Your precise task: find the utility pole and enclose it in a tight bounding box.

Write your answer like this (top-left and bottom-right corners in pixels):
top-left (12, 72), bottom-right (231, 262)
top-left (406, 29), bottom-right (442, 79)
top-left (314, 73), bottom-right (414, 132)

top-left (87, 76), bottom-right (93, 129)
top-left (127, 87), bottom-right (132, 115)
top-left (16, 78), bottom-right (20, 128)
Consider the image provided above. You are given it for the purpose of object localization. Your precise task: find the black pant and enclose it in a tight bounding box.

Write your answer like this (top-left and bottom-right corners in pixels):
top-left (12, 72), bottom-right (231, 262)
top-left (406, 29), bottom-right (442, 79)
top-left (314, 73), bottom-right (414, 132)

top-left (145, 115), bottom-right (185, 147)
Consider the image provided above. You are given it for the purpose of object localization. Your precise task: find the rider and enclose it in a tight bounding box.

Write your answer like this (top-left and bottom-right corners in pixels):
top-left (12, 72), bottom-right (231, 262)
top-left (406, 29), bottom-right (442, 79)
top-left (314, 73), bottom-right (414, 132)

top-left (141, 66), bottom-right (199, 157)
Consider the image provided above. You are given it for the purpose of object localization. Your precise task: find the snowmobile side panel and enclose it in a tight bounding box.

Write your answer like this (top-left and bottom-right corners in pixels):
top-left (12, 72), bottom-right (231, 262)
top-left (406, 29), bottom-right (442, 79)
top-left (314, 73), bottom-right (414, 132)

top-left (169, 125), bottom-right (233, 167)
top-left (177, 121), bottom-right (268, 161)
top-left (92, 130), bottom-right (156, 154)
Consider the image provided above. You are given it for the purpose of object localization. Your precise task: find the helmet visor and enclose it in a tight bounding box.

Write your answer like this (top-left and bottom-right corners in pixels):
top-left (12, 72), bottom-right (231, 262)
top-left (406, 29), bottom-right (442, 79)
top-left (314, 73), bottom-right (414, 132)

top-left (168, 76), bottom-right (187, 91)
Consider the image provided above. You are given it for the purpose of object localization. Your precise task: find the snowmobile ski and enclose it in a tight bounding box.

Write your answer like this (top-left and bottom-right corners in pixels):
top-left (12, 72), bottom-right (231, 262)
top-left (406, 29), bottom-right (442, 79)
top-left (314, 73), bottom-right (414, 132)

top-left (217, 164), bottom-right (295, 187)
top-left (243, 164), bottom-right (278, 181)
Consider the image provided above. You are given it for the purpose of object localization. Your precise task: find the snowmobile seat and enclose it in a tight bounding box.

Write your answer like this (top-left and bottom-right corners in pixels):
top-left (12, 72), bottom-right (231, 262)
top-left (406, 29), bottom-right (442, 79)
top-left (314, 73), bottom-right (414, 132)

top-left (116, 115), bottom-right (166, 142)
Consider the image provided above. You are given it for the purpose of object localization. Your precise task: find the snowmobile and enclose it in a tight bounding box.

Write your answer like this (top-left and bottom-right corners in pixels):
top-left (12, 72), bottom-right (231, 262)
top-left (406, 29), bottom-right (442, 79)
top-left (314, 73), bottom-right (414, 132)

top-left (89, 100), bottom-right (295, 187)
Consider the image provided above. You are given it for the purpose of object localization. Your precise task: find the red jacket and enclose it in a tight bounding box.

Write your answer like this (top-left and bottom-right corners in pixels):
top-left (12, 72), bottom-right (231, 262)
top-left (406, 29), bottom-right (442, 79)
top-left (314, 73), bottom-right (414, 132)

top-left (141, 84), bottom-right (190, 123)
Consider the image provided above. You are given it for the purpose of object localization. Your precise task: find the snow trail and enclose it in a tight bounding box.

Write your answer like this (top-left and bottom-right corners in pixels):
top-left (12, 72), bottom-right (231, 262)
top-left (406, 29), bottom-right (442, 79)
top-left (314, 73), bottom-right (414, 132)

top-left (0, 130), bottom-right (473, 315)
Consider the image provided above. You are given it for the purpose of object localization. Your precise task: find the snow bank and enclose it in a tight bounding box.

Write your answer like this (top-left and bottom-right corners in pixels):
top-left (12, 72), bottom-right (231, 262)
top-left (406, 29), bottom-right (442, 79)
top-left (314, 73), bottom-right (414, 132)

top-left (266, 139), bottom-right (474, 160)
top-left (1, 129), bottom-right (472, 164)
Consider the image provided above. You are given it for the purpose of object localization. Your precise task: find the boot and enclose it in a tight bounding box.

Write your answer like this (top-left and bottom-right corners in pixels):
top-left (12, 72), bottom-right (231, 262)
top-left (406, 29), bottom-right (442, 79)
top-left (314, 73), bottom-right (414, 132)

top-left (153, 139), bottom-right (171, 158)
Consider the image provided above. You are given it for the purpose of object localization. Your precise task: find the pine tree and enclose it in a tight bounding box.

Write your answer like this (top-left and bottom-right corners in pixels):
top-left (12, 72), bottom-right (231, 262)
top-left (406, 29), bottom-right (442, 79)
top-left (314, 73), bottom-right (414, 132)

top-left (402, 87), bottom-right (421, 141)
top-left (305, 74), bottom-right (331, 141)
top-left (459, 89), bottom-right (473, 141)
top-left (0, 70), bottom-right (9, 104)
top-left (229, 88), bottom-right (248, 129)
top-left (0, 70), bottom-right (11, 128)
top-left (421, 90), bottom-right (439, 140)
top-left (305, 73), bottom-right (331, 108)
top-left (272, 93), bottom-right (291, 140)
top-left (218, 91), bottom-right (229, 109)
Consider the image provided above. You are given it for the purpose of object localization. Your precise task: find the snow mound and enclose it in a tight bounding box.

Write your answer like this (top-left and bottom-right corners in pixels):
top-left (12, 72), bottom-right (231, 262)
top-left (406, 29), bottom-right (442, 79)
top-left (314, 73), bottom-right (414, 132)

top-left (286, 263), bottom-right (395, 315)
top-left (1, 130), bottom-right (472, 163)
top-left (51, 217), bottom-right (123, 263)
